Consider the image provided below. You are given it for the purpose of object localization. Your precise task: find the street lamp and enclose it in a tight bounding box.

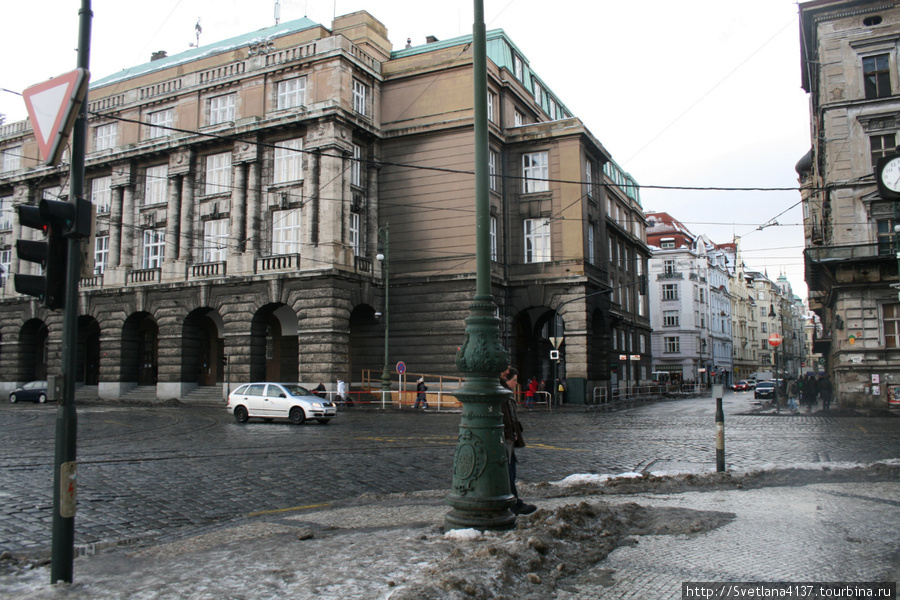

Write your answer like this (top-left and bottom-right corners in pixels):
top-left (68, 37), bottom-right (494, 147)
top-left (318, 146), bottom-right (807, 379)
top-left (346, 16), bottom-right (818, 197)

top-left (376, 224), bottom-right (390, 394)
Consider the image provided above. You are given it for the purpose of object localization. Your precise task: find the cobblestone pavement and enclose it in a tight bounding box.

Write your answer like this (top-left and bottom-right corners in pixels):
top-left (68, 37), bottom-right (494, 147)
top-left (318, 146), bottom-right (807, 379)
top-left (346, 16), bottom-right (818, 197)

top-left (0, 392), bottom-right (898, 558)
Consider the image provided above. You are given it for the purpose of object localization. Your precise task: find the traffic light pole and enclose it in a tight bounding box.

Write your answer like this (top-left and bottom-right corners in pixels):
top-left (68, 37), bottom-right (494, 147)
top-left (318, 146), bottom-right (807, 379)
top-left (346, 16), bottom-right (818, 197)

top-left (51, 0), bottom-right (91, 584)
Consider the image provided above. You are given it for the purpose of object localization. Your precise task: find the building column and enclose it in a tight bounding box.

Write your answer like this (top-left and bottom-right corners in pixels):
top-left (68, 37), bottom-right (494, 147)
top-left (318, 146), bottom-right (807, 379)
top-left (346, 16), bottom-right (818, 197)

top-left (229, 163), bottom-right (247, 259)
top-left (366, 161), bottom-right (379, 259)
top-left (108, 186), bottom-right (123, 269)
top-left (121, 186), bottom-right (136, 269)
top-left (179, 173), bottom-right (195, 261)
top-left (246, 161), bottom-right (261, 254)
top-left (310, 150), bottom-right (320, 247)
top-left (165, 175), bottom-right (181, 264)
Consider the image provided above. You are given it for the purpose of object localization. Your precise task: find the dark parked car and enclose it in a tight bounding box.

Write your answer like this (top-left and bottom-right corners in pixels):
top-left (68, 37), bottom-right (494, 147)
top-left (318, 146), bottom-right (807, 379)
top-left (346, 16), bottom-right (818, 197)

top-left (9, 381), bottom-right (49, 404)
top-left (754, 381), bottom-right (776, 400)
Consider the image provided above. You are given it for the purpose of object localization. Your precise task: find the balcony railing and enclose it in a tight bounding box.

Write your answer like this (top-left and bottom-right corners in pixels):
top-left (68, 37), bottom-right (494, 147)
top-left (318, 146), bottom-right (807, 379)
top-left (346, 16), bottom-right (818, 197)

top-left (657, 271), bottom-right (683, 280)
top-left (355, 256), bottom-right (372, 273)
top-left (127, 268), bottom-right (161, 285)
top-left (255, 254), bottom-right (300, 274)
top-left (189, 261), bottom-right (226, 279)
top-left (805, 243), bottom-right (880, 263)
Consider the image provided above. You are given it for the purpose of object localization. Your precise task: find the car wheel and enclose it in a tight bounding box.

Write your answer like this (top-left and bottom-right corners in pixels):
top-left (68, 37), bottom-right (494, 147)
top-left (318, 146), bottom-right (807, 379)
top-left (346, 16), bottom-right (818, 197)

top-left (9, 394), bottom-right (17, 403)
top-left (316, 418), bottom-right (331, 425)
top-left (38, 394), bottom-right (47, 404)
top-left (289, 407), bottom-right (306, 425)
top-left (233, 406), bottom-right (249, 424)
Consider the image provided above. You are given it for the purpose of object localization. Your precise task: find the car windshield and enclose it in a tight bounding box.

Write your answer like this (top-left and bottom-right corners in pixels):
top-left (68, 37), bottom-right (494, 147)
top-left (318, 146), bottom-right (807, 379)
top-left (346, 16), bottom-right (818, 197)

top-left (758, 382), bottom-right (774, 388)
top-left (282, 385), bottom-right (314, 397)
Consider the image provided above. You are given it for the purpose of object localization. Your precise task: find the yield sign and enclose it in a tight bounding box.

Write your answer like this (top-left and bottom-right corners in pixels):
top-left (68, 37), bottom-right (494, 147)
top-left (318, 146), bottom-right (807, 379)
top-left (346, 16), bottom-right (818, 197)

top-left (22, 68), bottom-right (90, 166)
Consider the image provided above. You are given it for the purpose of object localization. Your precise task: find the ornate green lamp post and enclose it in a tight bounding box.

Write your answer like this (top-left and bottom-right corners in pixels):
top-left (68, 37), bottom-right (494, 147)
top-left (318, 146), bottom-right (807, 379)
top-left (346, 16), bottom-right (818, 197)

top-left (377, 224), bottom-right (390, 395)
top-left (445, 0), bottom-right (515, 531)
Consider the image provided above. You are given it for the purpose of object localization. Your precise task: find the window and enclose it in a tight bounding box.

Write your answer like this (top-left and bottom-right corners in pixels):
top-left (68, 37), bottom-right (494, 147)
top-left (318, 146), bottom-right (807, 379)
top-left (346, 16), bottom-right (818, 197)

top-left (42, 186), bottom-right (62, 201)
top-left (662, 283), bottom-right (678, 300)
top-left (91, 176), bottom-right (112, 214)
top-left (548, 97), bottom-right (557, 119)
top-left (863, 54), bottom-right (891, 99)
top-left (274, 139), bottom-right (303, 184)
top-left (870, 133), bottom-right (896, 168)
top-left (514, 55), bottom-right (524, 81)
top-left (205, 152), bottom-right (232, 195)
top-left (144, 165), bottom-right (168, 205)
top-left (489, 151), bottom-right (499, 191)
top-left (524, 218), bottom-right (550, 263)
top-left (350, 144), bottom-right (363, 187)
top-left (273, 209), bottom-right (302, 255)
top-left (142, 228), bottom-right (165, 269)
top-left (664, 259), bottom-right (676, 275)
top-left (490, 216), bottom-right (498, 261)
top-left (209, 94), bottom-right (236, 125)
top-left (587, 222), bottom-right (595, 265)
top-left (203, 219), bottom-right (230, 262)
top-left (349, 212), bottom-right (361, 257)
top-left (1, 146), bottom-right (21, 173)
top-left (94, 236), bottom-right (109, 274)
top-left (884, 303), bottom-right (900, 348)
top-left (585, 160), bottom-right (594, 199)
top-left (877, 218), bottom-right (896, 255)
top-left (663, 310), bottom-right (680, 327)
top-left (0, 196), bottom-right (12, 230)
top-left (94, 123), bottom-right (117, 151)
top-left (533, 81), bottom-right (542, 105)
top-left (277, 76), bottom-right (307, 110)
top-left (353, 79), bottom-right (368, 116)
top-left (148, 108), bottom-right (173, 139)
top-left (761, 322), bottom-right (768, 334)
top-left (660, 238), bottom-right (675, 249)
top-left (487, 92), bottom-right (495, 123)
top-left (514, 110), bottom-right (524, 127)
top-left (640, 334), bottom-right (646, 353)
top-left (664, 336), bottom-right (680, 353)
top-left (522, 151), bottom-right (548, 193)
top-left (0, 249), bottom-right (9, 285)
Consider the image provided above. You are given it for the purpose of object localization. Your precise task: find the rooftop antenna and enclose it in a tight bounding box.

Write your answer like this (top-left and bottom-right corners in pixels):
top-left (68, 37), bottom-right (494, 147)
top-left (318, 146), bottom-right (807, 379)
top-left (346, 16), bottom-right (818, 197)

top-left (189, 18), bottom-right (202, 48)
top-left (275, 0), bottom-right (281, 25)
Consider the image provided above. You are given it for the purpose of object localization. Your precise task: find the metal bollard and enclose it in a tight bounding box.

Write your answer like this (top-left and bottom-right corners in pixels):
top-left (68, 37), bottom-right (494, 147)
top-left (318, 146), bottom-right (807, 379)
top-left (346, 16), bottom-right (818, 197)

top-left (713, 384), bottom-right (725, 472)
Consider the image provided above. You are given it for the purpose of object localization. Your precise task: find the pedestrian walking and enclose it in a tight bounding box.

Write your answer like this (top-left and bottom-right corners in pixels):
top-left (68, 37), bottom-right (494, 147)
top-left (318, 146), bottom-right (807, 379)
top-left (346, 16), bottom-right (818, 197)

top-left (819, 375), bottom-right (833, 410)
top-left (787, 378), bottom-right (799, 412)
top-left (499, 367), bottom-right (536, 516)
top-left (802, 375), bottom-right (818, 412)
top-left (414, 377), bottom-right (428, 409)
top-left (336, 379), bottom-right (348, 406)
top-left (525, 376), bottom-right (538, 408)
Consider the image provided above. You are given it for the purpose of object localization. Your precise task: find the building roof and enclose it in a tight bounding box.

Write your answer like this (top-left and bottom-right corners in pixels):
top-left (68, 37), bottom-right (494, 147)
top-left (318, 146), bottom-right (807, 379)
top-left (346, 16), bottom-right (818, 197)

top-left (91, 16), bottom-right (321, 89)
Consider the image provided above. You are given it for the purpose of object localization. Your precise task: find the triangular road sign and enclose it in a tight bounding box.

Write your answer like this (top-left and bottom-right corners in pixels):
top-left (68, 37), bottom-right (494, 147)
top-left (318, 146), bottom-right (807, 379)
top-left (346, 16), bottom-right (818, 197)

top-left (22, 68), bottom-right (90, 166)
top-left (549, 336), bottom-right (563, 349)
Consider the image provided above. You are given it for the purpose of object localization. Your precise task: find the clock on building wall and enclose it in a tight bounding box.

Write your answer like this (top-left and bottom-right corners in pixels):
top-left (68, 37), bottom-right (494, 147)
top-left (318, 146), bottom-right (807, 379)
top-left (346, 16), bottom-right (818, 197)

top-left (876, 152), bottom-right (900, 199)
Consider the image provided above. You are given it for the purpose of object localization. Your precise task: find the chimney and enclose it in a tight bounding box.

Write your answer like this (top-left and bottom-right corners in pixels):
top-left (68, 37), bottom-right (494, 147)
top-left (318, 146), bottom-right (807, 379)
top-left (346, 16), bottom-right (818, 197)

top-left (151, 50), bottom-right (168, 61)
top-left (426, 35), bottom-right (439, 44)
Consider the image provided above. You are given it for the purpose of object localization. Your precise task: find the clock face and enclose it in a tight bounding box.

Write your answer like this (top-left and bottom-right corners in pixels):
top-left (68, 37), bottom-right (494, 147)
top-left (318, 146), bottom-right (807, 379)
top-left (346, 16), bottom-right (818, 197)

top-left (881, 157), bottom-right (900, 192)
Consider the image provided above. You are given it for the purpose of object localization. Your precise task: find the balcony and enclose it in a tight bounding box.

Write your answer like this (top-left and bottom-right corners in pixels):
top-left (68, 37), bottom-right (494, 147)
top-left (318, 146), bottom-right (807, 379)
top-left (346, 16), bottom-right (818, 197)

top-left (255, 254), bottom-right (300, 274)
top-left (189, 261), bottom-right (227, 279)
top-left (657, 271), bottom-right (683, 280)
top-left (127, 268), bottom-right (161, 285)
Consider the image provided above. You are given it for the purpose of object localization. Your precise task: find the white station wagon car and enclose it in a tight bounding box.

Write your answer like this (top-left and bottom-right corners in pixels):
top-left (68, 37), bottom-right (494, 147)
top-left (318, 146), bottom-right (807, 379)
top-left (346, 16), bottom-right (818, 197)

top-left (227, 382), bottom-right (337, 425)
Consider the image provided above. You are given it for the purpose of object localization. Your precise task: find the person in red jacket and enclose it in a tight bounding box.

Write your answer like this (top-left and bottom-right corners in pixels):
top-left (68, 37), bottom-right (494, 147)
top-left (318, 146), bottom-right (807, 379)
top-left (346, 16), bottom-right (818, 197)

top-left (525, 376), bottom-right (538, 408)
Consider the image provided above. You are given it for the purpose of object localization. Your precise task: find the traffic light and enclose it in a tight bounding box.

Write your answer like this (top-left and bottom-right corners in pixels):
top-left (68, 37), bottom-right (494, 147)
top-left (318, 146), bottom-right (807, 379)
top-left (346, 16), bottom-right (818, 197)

top-left (14, 201), bottom-right (74, 310)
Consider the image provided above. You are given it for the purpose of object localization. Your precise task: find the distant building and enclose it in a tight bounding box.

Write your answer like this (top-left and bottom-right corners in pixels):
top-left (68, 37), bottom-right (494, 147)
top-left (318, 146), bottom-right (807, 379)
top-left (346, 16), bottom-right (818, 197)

top-left (0, 11), bottom-right (648, 402)
top-left (799, 0), bottom-right (900, 407)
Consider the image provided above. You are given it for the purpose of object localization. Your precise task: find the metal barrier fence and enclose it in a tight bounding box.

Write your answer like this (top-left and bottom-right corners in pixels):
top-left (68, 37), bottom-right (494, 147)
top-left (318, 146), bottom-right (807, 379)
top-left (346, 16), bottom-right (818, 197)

top-left (591, 383), bottom-right (709, 404)
top-left (318, 388), bottom-right (553, 411)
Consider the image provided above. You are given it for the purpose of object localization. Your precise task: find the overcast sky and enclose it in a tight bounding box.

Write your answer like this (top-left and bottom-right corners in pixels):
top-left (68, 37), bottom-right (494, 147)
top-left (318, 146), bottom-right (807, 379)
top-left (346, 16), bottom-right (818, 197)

top-left (0, 0), bottom-right (811, 297)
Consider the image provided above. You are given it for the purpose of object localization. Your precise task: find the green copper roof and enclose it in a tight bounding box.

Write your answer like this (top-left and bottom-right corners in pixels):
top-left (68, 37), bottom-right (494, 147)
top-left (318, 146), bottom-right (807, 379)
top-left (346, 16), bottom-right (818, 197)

top-left (91, 16), bottom-right (321, 88)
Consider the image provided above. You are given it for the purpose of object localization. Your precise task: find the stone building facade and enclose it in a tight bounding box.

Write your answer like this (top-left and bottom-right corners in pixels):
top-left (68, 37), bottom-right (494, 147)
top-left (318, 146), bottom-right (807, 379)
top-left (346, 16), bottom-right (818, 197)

top-left (0, 11), bottom-right (649, 402)
top-left (799, 0), bottom-right (900, 407)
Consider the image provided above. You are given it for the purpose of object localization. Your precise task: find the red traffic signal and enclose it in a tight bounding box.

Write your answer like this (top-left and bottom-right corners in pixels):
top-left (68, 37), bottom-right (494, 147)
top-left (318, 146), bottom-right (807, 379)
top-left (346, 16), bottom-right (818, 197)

top-left (13, 203), bottom-right (68, 310)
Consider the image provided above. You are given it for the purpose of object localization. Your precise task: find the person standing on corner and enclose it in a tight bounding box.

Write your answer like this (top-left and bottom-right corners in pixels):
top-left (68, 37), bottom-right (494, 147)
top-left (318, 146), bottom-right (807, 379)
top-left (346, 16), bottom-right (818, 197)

top-left (414, 377), bottom-right (428, 409)
top-left (500, 367), bottom-right (536, 515)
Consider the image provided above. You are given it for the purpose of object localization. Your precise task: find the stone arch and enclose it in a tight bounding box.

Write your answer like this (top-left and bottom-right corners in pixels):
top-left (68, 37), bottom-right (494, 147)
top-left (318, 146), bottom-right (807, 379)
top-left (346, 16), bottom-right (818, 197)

top-left (182, 308), bottom-right (225, 386)
top-left (76, 315), bottom-right (101, 385)
top-left (122, 312), bottom-right (158, 385)
top-left (250, 303), bottom-right (298, 382)
top-left (513, 306), bottom-right (558, 386)
top-left (349, 303), bottom-right (381, 384)
top-left (18, 318), bottom-right (48, 382)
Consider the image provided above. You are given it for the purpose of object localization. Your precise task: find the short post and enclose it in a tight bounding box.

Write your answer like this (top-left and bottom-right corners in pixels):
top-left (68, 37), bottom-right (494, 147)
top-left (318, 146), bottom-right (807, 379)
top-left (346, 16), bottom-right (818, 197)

top-left (713, 383), bottom-right (725, 472)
